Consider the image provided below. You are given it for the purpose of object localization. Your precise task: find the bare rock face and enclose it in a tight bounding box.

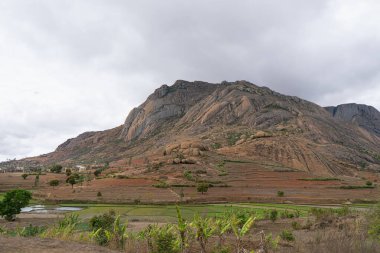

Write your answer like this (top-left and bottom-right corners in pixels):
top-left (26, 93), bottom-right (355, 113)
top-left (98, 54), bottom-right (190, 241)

top-left (325, 103), bottom-right (380, 136)
top-left (120, 80), bottom-right (217, 142)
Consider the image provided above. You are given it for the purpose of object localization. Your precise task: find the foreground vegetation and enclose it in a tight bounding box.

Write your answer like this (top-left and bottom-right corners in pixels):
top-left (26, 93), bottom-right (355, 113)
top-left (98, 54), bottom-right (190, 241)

top-left (1, 203), bottom-right (380, 252)
top-left (1, 187), bottom-right (380, 252)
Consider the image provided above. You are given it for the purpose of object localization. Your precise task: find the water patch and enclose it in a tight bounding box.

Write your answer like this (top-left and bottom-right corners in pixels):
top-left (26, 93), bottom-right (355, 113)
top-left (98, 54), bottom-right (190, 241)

top-left (21, 205), bottom-right (82, 213)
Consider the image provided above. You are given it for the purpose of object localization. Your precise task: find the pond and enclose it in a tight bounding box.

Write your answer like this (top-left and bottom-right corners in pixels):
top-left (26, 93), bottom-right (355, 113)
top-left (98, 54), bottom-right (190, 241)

top-left (21, 205), bottom-right (83, 214)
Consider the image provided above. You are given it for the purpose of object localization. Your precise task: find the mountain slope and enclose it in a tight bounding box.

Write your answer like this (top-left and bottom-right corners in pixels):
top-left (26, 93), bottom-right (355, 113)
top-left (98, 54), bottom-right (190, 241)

top-left (12, 80), bottom-right (380, 177)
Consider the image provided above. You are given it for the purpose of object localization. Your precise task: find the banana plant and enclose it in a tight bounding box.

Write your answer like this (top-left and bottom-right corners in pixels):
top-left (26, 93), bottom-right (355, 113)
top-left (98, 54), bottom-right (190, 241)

top-left (138, 224), bottom-right (158, 252)
top-left (176, 206), bottom-right (191, 253)
top-left (230, 214), bottom-right (256, 253)
top-left (112, 215), bottom-right (128, 249)
top-left (191, 214), bottom-right (216, 253)
top-left (214, 215), bottom-right (231, 248)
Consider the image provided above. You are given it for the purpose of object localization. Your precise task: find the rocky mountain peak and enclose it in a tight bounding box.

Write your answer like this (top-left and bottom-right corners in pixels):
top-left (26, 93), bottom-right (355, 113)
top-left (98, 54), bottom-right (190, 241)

top-left (325, 103), bottom-right (380, 136)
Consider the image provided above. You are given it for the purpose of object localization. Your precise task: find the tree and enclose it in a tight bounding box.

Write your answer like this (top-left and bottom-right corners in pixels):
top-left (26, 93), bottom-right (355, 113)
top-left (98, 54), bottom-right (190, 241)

top-left (34, 174), bottom-right (40, 187)
top-left (65, 168), bottom-right (72, 177)
top-left (49, 179), bottom-right (60, 189)
top-left (94, 169), bottom-right (101, 177)
top-left (21, 174), bottom-right (28, 180)
top-left (66, 175), bottom-right (77, 189)
top-left (50, 164), bottom-right (63, 173)
top-left (197, 183), bottom-right (209, 195)
top-left (0, 189), bottom-right (32, 221)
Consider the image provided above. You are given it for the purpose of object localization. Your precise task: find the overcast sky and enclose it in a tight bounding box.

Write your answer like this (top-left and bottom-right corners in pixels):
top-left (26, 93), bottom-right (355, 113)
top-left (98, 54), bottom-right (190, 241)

top-left (1, 0), bottom-right (380, 161)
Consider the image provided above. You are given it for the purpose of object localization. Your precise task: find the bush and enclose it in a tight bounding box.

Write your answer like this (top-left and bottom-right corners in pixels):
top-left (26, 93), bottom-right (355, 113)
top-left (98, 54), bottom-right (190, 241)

top-left (197, 183), bottom-right (209, 194)
top-left (0, 189), bottom-right (32, 221)
top-left (368, 203), bottom-right (380, 240)
top-left (153, 181), bottom-right (170, 188)
top-left (117, 175), bottom-right (129, 179)
top-left (49, 179), bottom-right (59, 188)
top-left (97, 191), bottom-right (102, 197)
top-left (280, 210), bottom-right (295, 219)
top-left (155, 225), bottom-right (179, 253)
top-left (310, 206), bottom-right (350, 221)
top-left (277, 191), bottom-right (284, 197)
top-left (367, 181), bottom-right (373, 186)
top-left (280, 230), bottom-right (295, 241)
top-left (269, 209), bottom-right (278, 222)
top-left (17, 224), bottom-right (46, 237)
top-left (50, 164), bottom-right (63, 173)
top-left (94, 169), bottom-right (102, 177)
top-left (183, 171), bottom-right (193, 181)
top-left (291, 221), bottom-right (301, 230)
top-left (89, 210), bottom-right (116, 246)
top-left (21, 174), bottom-right (28, 180)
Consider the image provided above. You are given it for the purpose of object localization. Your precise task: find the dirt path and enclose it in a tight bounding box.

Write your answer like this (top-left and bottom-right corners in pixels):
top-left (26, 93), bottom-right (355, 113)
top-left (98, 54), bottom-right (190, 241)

top-left (0, 236), bottom-right (119, 253)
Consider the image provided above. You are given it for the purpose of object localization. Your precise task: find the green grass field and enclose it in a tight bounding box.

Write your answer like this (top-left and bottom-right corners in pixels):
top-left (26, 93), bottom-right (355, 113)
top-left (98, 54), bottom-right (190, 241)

top-left (62, 202), bottom-right (314, 222)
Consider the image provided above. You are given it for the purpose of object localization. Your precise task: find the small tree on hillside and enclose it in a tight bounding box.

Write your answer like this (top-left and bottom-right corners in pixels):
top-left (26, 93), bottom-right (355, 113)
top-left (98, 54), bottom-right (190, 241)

top-left (65, 168), bottom-right (72, 177)
top-left (21, 174), bottom-right (28, 180)
top-left (94, 169), bottom-right (101, 177)
top-left (66, 173), bottom-right (80, 189)
top-left (197, 183), bottom-right (209, 195)
top-left (0, 189), bottom-right (32, 221)
top-left (49, 179), bottom-right (60, 189)
top-left (34, 174), bottom-right (40, 187)
top-left (67, 176), bottom-right (76, 189)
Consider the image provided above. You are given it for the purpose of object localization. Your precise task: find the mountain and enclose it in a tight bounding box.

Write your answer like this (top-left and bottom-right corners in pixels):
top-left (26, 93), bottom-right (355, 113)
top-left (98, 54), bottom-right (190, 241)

top-left (325, 103), bottom-right (380, 136)
top-left (10, 80), bottom-right (380, 176)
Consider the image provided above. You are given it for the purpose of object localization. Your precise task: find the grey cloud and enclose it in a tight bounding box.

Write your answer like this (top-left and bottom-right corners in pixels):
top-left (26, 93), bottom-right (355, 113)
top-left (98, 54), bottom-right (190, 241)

top-left (0, 0), bottom-right (379, 161)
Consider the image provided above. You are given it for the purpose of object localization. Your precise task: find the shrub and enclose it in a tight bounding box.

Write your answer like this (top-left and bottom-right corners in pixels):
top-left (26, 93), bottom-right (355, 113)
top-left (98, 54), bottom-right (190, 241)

top-left (0, 189), bottom-right (32, 221)
top-left (94, 169), bottom-right (102, 177)
top-left (97, 191), bottom-right (102, 197)
top-left (156, 225), bottom-right (179, 253)
top-left (49, 179), bottom-right (60, 188)
top-left (310, 207), bottom-right (350, 222)
top-left (117, 175), bottom-right (129, 179)
top-left (269, 209), bottom-right (278, 222)
top-left (368, 203), bottom-right (380, 240)
top-left (17, 224), bottom-right (46, 237)
top-left (21, 174), bottom-right (28, 180)
top-left (211, 143), bottom-right (222, 149)
top-left (183, 170), bottom-right (193, 181)
top-left (153, 181), bottom-right (170, 188)
top-left (367, 181), bottom-right (373, 186)
top-left (280, 210), bottom-right (294, 219)
top-left (197, 183), bottom-right (209, 194)
top-left (291, 221), bottom-right (301, 230)
top-left (277, 191), bottom-right (284, 197)
top-left (89, 210), bottom-right (116, 246)
top-left (280, 230), bottom-right (295, 241)
top-left (50, 164), bottom-right (63, 173)
top-left (226, 132), bottom-right (242, 146)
